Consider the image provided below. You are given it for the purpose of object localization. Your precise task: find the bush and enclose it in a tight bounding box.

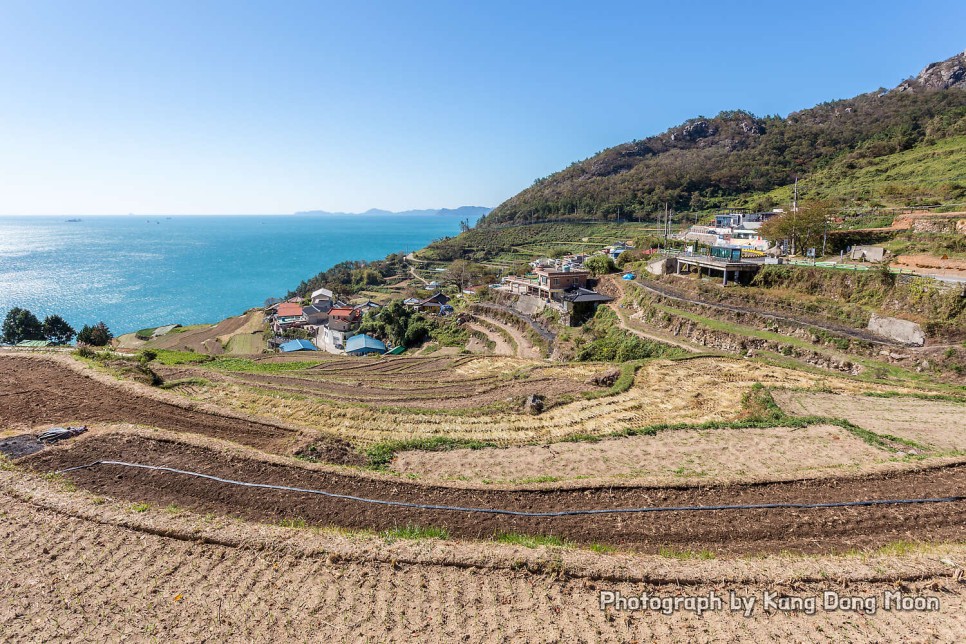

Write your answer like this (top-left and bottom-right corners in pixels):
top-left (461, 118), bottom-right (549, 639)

top-left (74, 345), bottom-right (96, 359)
top-left (584, 254), bottom-right (617, 276)
top-left (138, 349), bottom-right (158, 363)
top-left (77, 322), bottom-right (113, 347)
top-left (359, 300), bottom-right (434, 348)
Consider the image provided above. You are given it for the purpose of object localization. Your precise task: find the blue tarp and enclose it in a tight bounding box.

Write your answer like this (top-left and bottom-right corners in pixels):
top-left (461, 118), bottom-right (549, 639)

top-left (345, 334), bottom-right (387, 355)
top-left (280, 339), bottom-right (318, 352)
top-left (622, 273), bottom-right (635, 280)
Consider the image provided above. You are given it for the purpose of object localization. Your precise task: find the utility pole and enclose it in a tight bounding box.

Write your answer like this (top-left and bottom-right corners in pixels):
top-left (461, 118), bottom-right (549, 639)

top-left (792, 177), bottom-right (799, 213)
top-left (664, 202), bottom-right (670, 249)
top-left (822, 213), bottom-right (828, 258)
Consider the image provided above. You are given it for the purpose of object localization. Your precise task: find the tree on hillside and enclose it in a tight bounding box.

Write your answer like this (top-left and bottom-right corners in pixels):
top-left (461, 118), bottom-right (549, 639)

top-left (358, 300), bottom-right (430, 348)
top-left (760, 200), bottom-right (835, 256)
top-left (441, 260), bottom-right (494, 290)
top-left (42, 315), bottom-right (76, 345)
top-left (77, 321), bottom-right (113, 347)
top-left (584, 254), bottom-right (617, 276)
top-left (2, 308), bottom-right (44, 344)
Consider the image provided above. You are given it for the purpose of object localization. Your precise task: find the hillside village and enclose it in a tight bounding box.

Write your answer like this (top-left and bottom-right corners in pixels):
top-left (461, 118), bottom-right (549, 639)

top-left (262, 239), bottom-right (626, 356)
top-left (3, 47), bottom-right (966, 642)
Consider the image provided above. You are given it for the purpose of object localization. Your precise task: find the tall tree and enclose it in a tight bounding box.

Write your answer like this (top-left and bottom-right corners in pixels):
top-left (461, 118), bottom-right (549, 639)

top-left (2, 308), bottom-right (44, 344)
top-left (42, 315), bottom-right (76, 345)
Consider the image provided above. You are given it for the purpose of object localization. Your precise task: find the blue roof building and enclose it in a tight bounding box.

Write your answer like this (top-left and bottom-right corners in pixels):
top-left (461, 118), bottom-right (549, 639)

top-left (280, 339), bottom-right (318, 352)
top-left (345, 334), bottom-right (386, 356)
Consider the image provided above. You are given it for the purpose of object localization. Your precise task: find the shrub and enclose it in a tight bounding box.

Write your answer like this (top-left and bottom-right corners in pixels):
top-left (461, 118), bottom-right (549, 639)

top-left (77, 322), bottom-right (113, 347)
top-left (584, 254), bottom-right (617, 276)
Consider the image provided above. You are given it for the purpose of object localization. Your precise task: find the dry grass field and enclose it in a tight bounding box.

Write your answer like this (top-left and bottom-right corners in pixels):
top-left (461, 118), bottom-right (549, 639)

top-left (390, 424), bottom-right (905, 485)
top-left (160, 355), bottom-right (876, 447)
top-left (774, 391), bottom-right (966, 452)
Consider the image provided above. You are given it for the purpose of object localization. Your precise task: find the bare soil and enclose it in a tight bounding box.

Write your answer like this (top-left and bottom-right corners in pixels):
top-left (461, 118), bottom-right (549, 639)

top-left (0, 355), bottom-right (358, 463)
top-left (390, 424), bottom-right (902, 485)
top-left (3, 480), bottom-right (964, 642)
top-left (774, 391), bottom-right (966, 451)
top-left (21, 432), bottom-right (966, 555)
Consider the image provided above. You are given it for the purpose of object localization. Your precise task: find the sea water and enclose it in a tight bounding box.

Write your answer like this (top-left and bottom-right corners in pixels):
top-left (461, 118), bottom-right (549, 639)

top-left (0, 214), bottom-right (464, 335)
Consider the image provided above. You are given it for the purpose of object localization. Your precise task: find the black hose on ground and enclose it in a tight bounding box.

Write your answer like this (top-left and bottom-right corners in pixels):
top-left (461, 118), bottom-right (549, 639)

top-left (56, 460), bottom-right (966, 517)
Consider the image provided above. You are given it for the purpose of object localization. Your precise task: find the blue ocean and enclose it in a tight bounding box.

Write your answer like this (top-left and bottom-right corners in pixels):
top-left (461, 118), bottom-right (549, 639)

top-left (0, 214), bottom-right (464, 335)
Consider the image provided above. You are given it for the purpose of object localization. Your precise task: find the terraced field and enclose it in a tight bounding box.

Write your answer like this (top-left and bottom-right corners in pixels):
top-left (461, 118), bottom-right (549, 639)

top-left (157, 354), bottom-right (873, 447)
top-left (391, 424), bottom-right (905, 485)
top-left (4, 472), bottom-right (964, 642)
top-left (774, 391), bottom-right (966, 452)
top-left (2, 348), bottom-right (965, 640)
top-left (159, 354), bottom-right (596, 412)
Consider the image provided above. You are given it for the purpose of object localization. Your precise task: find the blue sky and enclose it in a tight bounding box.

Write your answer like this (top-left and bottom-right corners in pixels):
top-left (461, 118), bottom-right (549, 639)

top-left (0, 1), bottom-right (963, 215)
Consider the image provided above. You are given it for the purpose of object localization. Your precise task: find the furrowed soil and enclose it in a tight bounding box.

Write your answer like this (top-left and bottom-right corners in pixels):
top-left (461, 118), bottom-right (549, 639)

top-left (3, 478), bottom-right (964, 642)
top-left (0, 355), bottom-right (358, 463)
top-left (22, 432), bottom-right (966, 555)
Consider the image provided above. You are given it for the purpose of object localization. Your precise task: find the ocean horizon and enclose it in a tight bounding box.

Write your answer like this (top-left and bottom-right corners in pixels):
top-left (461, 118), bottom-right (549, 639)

top-left (0, 213), bottom-right (466, 336)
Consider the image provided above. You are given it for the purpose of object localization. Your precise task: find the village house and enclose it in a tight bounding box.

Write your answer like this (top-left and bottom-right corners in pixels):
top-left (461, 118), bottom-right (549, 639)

top-left (504, 267), bottom-right (590, 300)
top-left (302, 303), bottom-right (330, 326)
top-left (560, 287), bottom-right (614, 325)
top-left (328, 306), bottom-right (362, 332)
top-left (354, 300), bottom-right (382, 315)
top-left (279, 338), bottom-right (318, 352)
top-left (310, 287), bottom-right (334, 304)
top-left (408, 292), bottom-right (451, 314)
top-left (272, 301), bottom-right (307, 333)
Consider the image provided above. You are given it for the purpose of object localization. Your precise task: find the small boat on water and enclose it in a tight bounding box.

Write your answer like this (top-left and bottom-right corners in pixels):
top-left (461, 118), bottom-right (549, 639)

top-left (65, 218), bottom-right (82, 223)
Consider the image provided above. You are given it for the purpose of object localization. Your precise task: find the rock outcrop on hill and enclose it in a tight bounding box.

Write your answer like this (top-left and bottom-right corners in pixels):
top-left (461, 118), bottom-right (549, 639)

top-left (894, 50), bottom-right (966, 93)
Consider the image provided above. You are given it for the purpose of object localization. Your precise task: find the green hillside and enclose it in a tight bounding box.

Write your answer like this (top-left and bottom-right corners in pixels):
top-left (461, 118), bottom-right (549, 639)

top-left (480, 52), bottom-right (966, 227)
top-left (739, 135), bottom-right (966, 211)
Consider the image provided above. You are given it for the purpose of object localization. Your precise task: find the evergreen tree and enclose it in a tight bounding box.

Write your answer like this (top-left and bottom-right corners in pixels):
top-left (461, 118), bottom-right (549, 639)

top-left (2, 308), bottom-right (44, 344)
top-left (42, 314), bottom-right (76, 345)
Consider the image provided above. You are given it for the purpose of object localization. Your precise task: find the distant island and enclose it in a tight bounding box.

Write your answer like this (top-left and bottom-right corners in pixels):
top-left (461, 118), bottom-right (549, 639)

top-left (294, 205), bottom-right (491, 219)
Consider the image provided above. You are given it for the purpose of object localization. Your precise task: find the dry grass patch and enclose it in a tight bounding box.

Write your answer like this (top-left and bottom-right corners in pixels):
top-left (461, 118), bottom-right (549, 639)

top-left (773, 391), bottom-right (966, 451)
top-left (389, 424), bottom-right (902, 485)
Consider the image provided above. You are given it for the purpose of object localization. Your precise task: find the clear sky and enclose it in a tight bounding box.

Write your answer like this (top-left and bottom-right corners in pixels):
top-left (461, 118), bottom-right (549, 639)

top-left (1, 1), bottom-right (963, 215)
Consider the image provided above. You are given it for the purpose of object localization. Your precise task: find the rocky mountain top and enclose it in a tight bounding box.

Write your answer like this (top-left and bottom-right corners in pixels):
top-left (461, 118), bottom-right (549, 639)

top-left (894, 50), bottom-right (966, 92)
